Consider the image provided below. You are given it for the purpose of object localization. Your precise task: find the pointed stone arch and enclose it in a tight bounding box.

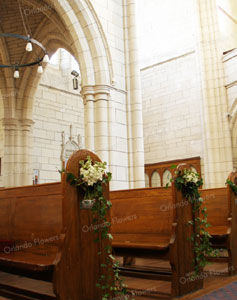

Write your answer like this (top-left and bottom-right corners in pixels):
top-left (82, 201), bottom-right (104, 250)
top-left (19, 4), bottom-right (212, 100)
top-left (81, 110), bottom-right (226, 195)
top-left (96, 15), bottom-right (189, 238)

top-left (17, 0), bottom-right (113, 120)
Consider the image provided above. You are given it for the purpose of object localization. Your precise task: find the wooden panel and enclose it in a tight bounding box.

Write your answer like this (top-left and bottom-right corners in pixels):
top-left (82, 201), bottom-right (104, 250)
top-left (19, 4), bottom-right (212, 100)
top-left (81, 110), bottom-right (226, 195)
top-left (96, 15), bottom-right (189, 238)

top-left (111, 188), bottom-right (174, 245)
top-left (0, 198), bottom-right (12, 240)
top-left (12, 194), bottom-right (62, 242)
top-left (200, 188), bottom-right (229, 229)
top-left (171, 165), bottom-right (203, 297)
top-left (0, 182), bottom-right (62, 199)
top-left (53, 149), bottom-right (113, 300)
top-left (0, 183), bottom-right (63, 243)
top-left (227, 171), bottom-right (237, 275)
top-left (145, 157), bottom-right (201, 187)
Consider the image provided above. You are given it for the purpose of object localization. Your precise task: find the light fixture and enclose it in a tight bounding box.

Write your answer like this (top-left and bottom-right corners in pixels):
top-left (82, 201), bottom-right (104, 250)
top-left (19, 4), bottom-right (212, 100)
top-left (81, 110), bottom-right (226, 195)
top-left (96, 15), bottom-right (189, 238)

top-left (37, 64), bottom-right (43, 74)
top-left (25, 35), bottom-right (32, 52)
top-left (0, 0), bottom-right (48, 79)
top-left (73, 78), bottom-right (78, 90)
top-left (43, 53), bottom-right (50, 63)
top-left (14, 69), bottom-right (20, 79)
top-left (71, 70), bottom-right (79, 77)
top-left (71, 70), bottom-right (81, 90)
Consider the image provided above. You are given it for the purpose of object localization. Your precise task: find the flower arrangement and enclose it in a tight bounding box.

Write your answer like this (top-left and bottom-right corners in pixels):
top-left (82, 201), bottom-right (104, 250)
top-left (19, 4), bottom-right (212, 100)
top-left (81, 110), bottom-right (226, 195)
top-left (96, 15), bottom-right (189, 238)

top-left (175, 168), bottom-right (203, 201)
top-left (62, 156), bottom-right (129, 300)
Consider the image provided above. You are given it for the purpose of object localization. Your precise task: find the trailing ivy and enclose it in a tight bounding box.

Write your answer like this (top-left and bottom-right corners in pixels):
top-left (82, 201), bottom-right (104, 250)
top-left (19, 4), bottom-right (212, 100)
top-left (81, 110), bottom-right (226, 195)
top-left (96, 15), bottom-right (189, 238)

top-left (60, 157), bottom-right (129, 300)
top-left (226, 179), bottom-right (237, 195)
top-left (174, 168), bottom-right (218, 275)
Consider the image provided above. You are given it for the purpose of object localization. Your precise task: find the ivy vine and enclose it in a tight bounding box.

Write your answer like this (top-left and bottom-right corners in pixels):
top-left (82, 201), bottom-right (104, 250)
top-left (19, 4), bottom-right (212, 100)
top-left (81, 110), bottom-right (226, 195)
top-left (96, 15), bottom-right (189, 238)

top-left (174, 168), bottom-right (218, 275)
top-left (226, 179), bottom-right (237, 195)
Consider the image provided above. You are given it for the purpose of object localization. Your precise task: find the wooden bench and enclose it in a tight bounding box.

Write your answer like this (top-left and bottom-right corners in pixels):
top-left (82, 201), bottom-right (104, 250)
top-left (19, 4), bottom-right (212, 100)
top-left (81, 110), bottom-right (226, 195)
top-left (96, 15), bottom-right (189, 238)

top-left (199, 171), bottom-right (237, 275)
top-left (0, 150), bottom-right (111, 300)
top-left (110, 172), bottom-right (203, 298)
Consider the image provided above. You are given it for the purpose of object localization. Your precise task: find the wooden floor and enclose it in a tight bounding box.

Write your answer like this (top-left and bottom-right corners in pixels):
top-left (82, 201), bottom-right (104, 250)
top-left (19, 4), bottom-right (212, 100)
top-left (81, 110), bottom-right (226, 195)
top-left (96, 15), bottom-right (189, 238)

top-left (0, 259), bottom-right (236, 299)
top-left (123, 258), bottom-right (237, 300)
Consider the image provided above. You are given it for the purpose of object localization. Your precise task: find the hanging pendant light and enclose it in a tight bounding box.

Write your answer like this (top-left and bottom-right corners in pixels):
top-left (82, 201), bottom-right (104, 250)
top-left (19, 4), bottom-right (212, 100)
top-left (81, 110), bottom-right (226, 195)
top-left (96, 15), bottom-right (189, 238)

top-left (0, 0), bottom-right (48, 79)
top-left (25, 42), bottom-right (32, 52)
top-left (37, 64), bottom-right (43, 74)
top-left (14, 69), bottom-right (20, 79)
top-left (43, 53), bottom-right (50, 63)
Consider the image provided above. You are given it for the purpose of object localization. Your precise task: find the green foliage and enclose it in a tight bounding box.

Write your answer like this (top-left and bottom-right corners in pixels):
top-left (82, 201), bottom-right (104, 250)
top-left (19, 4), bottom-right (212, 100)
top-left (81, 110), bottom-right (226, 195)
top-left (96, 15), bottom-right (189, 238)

top-left (61, 156), bottom-right (129, 299)
top-left (226, 179), bottom-right (237, 195)
top-left (174, 168), bottom-right (217, 275)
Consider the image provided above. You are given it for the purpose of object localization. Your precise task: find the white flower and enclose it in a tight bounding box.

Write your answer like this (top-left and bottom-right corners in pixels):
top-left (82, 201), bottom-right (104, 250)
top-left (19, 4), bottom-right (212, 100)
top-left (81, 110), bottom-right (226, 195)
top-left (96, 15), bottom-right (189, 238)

top-left (183, 169), bottom-right (200, 185)
top-left (80, 157), bottom-right (107, 186)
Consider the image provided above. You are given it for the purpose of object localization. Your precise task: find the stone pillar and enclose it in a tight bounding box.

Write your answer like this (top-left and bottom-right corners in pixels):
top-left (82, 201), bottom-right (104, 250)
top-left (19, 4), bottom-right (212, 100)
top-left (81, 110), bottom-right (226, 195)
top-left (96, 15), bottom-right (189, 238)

top-left (125, 0), bottom-right (145, 188)
top-left (94, 85), bottom-right (110, 164)
top-left (21, 119), bottom-right (34, 185)
top-left (2, 118), bottom-right (17, 187)
top-left (82, 86), bottom-right (95, 152)
top-left (2, 118), bottom-right (34, 187)
top-left (195, 0), bottom-right (233, 187)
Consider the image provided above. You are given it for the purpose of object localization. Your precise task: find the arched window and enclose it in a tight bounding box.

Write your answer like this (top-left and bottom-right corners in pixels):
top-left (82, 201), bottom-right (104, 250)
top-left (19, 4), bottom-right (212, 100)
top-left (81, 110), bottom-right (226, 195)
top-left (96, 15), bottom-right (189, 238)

top-left (145, 173), bottom-right (149, 188)
top-left (151, 171), bottom-right (161, 187)
top-left (163, 169), bottom-right (172, 187)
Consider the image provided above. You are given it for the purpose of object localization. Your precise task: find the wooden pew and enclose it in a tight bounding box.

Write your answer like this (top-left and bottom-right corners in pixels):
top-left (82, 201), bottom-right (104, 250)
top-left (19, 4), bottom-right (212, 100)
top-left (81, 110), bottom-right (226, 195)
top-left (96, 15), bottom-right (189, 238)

top-left (199, 171), bottom-right (237, 275)
top-left (110, 181), bottom-right (203, 298)
top-left (0, 150), bottom-right (111, 300)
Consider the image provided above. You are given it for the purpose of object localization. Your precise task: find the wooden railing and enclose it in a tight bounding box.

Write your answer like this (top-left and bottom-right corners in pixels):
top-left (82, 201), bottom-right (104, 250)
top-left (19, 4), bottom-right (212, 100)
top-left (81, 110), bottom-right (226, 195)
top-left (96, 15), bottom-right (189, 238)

top-left (145, 157), bottom-right (201, 187)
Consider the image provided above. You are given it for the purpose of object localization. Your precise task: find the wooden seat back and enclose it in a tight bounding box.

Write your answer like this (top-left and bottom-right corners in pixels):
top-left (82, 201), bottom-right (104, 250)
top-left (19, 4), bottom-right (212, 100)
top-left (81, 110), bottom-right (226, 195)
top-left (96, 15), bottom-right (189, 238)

top-left (110, 187), bottom-right (174, 247)
top-left (200, 187), bottom-right (229, 229)
top-left (0, 182), bottom-right (63, 245)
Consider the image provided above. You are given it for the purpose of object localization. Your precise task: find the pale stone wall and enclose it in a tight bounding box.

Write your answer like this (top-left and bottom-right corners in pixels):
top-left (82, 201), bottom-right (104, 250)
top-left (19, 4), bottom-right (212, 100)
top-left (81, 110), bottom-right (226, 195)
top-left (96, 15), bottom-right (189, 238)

top-left (92, 0), bottom-right (126, 90)
top-left (32, 61), bottom-right (84, 184)
top-left (138, 0), bottom-right (196, 68)
top-left (142, 52), bottom-right (203, 164)
top-left (217, 0), bottom-right (237, 52)
top-left (140, 0), bottom-right (236, 187)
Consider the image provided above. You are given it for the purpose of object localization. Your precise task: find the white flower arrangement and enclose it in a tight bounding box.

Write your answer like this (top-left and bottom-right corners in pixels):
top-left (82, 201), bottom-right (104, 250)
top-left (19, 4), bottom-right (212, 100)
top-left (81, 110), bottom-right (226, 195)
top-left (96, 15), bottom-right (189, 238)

top-left (80, 156), bottom-right (107, 186)
top-left (182, 169), bottom-right (200, 185)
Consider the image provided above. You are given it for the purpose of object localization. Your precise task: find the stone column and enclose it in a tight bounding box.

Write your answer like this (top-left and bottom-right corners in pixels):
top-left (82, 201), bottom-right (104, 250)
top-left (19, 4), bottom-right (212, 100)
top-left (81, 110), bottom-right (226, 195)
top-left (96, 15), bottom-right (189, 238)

top-left (125, 0), bottom-right (145, 188)
top-left (2, 118), bottom-right (34, 187)
top-left (195, 0), bottom-right (233, 187)
top-left (21, 119), bottom-right (34, 185)
top-left (82, 86), bottom-right (95, 152)
top-left (94, 85), bottom-right (110, 164)
top-left (2, 118), bottom-right (17, 187)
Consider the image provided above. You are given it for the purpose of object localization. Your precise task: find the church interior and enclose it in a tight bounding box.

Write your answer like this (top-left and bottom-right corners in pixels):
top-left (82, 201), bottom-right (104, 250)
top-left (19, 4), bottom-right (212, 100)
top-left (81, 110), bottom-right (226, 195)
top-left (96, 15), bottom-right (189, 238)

top-left (0, 0), bottom-right (236, 299)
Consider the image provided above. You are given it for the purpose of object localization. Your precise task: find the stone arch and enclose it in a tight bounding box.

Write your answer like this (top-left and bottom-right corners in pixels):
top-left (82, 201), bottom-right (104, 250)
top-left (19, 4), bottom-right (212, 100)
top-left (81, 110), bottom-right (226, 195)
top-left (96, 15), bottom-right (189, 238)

top-left (18, 0), bottom-right (113, 120)
top-left (0, 24), bottom-right (16, 119)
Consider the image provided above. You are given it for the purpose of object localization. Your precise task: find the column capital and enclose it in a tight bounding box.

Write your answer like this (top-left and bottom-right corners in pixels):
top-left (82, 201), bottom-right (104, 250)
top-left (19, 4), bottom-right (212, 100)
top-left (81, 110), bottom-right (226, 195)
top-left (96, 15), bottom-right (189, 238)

top-left (1, 118), bottom-right (17, 130)
top-left (21, 119), bottom-right (34, 131)
top-left (81, 85), bottom-right (111, 104)
top-left (94, 85), bottom-right (110, 96)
